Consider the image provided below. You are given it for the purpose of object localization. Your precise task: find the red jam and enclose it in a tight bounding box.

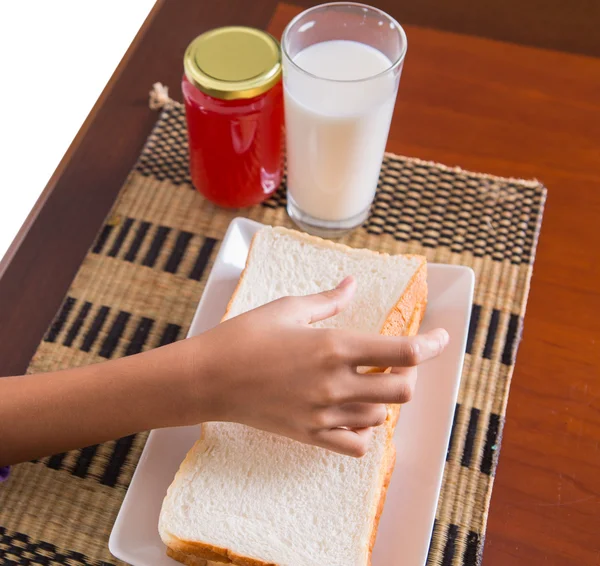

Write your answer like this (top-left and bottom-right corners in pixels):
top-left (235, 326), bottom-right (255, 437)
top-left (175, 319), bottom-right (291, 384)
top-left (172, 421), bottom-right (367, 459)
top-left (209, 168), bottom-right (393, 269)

top-left (182, 75), bottom-right (284, 208)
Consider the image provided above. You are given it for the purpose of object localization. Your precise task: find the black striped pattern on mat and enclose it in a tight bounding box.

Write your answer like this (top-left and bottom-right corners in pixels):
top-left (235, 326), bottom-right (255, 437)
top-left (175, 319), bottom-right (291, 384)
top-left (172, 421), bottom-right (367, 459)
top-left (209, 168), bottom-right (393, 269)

top-left (91, 220), bottom-right (217, 279)
top-left (0, 526), bottom-right (112, 566)
top-left (44, 295), bottom-right (183, 356)
top-left (0, 101), bottom-right (546, 566)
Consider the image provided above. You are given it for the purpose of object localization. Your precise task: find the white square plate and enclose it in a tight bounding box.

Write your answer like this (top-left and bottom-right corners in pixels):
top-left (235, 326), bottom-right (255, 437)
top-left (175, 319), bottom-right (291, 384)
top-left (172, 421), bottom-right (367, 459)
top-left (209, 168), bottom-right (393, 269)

top-left (109, 217), bottom-right (474, 566)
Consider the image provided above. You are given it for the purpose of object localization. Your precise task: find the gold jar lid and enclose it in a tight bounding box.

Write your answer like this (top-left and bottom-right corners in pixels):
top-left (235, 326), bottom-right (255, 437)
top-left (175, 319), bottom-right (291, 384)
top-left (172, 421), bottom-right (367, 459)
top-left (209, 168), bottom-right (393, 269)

top-left (184, 26), bottom-right (282, 100)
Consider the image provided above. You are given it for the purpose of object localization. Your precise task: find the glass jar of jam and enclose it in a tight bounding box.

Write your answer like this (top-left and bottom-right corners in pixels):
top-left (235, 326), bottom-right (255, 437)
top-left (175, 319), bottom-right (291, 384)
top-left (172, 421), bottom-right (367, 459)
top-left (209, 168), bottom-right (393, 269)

top-left (182, 27), bottom-right (284, 208)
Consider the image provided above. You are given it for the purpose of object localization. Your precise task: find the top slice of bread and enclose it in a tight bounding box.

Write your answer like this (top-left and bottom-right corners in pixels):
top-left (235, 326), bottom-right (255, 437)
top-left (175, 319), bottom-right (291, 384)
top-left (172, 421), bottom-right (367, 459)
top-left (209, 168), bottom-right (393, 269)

top-left (159, 226), bottom-right (427, 566)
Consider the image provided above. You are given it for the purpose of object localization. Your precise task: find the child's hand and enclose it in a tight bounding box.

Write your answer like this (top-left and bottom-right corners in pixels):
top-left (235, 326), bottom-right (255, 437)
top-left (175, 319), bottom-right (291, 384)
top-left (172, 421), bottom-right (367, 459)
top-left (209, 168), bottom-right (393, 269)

top-left (0, 276), bottom-right (448, 466)
top-left (182, 277), bottom-right (449, 457)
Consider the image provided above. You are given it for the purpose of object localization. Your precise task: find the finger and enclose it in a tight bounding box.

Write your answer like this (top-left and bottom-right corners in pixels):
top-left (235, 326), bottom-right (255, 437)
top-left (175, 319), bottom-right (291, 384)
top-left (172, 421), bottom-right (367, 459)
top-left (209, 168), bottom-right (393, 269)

top-left (313, 427), bottom-right (373, 458)
top-left (288, 276), bottom-right (357, 325)
top-left (325, 403), bottom-right (388, 429)
top-left (345, 369), bottom-right (418, 404)
top-left (346, 328), bottom-right (449, 367)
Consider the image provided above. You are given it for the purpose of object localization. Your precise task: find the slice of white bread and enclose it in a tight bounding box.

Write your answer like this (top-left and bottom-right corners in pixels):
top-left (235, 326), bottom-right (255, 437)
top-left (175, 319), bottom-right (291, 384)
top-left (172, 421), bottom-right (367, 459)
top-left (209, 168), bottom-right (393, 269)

top-left (159, 226), bottom-right (427, 566)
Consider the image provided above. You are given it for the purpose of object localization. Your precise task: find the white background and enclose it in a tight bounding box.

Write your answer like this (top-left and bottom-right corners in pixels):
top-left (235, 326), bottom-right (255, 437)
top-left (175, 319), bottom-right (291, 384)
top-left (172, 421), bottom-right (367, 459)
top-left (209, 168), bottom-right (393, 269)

top-left (0, 0), bottom-right (156, 264)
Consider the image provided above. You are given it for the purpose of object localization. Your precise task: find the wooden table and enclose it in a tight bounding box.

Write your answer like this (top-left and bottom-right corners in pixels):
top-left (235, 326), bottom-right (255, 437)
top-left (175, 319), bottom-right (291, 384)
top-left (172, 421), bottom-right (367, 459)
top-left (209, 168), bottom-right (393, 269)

top-left (1, 1), bottom-right (599, 564)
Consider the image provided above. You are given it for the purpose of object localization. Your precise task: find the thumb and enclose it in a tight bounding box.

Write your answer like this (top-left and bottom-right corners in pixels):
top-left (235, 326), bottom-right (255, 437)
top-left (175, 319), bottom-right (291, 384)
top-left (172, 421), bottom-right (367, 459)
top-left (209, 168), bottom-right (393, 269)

top-left (290, 275), bottom-right (357, 325)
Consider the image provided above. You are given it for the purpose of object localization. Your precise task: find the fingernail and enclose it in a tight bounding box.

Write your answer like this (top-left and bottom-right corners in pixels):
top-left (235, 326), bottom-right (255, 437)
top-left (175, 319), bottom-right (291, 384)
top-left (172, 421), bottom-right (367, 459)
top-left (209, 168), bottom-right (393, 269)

top-left (435, 329), bottom-right (449, 348)
top-left (428, 329), bottom-right (449, 352)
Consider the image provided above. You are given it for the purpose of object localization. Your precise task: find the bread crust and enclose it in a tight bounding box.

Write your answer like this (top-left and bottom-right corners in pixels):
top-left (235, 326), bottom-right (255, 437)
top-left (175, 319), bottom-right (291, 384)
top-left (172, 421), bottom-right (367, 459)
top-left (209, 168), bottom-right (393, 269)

top-left (167, 546), bottom-right (210, 565)
top-left (163, 227), bottom-right (428, 566)
top-left (367, 295), bottom-right (427, 564)
top-left (165, 533), bottom-right (275, 565)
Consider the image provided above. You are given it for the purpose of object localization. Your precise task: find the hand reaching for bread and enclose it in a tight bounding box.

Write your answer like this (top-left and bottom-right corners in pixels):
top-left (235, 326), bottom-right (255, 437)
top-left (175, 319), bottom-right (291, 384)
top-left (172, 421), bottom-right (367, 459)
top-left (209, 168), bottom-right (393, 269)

top-left (180, 276), bottom-right (449, 457)
top-left (0, 278), bottom-right (446, 466)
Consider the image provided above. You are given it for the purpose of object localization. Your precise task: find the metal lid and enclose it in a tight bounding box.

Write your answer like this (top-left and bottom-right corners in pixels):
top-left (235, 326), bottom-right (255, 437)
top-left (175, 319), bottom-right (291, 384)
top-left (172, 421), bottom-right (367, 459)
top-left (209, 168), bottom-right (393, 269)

top-left (184, 26), bottom-right (282, 100)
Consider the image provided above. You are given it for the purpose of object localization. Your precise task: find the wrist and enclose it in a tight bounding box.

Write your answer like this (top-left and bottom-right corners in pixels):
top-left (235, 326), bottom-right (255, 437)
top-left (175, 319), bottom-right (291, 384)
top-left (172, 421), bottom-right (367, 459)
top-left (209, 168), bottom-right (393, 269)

top-left (151, 335), bottom-right (222, 427)
top-left (110, 341), bottom-right (206, 430)
top-left (178, 334), bottom-right (226, 424)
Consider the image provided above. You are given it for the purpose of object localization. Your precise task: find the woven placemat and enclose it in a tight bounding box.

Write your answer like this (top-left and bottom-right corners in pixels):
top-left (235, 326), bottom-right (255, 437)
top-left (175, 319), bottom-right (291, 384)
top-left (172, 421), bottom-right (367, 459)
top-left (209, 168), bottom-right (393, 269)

top-left (0, 100), bottom-right (546, 566)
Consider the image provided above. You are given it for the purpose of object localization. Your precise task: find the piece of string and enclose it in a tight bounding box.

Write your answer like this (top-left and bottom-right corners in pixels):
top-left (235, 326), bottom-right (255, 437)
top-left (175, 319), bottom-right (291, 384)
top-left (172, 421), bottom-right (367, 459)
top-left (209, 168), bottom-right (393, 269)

top-left (149, 82), bottom-right (170, 110)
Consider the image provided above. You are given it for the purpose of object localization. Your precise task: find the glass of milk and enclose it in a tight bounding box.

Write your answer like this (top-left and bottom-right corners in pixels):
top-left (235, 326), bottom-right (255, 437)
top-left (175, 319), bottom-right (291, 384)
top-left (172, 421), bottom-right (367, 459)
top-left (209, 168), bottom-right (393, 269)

top-left (282, 2), bottom-right (407, 237)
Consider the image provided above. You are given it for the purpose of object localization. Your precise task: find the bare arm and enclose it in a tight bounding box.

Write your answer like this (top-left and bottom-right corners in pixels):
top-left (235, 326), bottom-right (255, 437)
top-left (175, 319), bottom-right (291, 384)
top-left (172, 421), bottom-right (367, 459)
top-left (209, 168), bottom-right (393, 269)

top-left (0, 344), bottom-right (200, 466)
top-left (0, 277), bottom-right (448, 466)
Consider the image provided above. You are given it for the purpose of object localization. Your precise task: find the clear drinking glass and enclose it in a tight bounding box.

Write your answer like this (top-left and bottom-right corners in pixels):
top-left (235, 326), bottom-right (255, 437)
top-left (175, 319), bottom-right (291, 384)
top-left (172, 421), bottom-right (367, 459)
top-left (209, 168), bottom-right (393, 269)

top-left (282, 2), bottom-right (407, 237)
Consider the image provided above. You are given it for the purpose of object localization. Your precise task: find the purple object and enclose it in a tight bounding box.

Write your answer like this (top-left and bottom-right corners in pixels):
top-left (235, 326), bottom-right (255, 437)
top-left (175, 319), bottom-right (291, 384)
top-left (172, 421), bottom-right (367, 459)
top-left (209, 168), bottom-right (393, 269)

top-left (0, 466), bottom-right (9, 482)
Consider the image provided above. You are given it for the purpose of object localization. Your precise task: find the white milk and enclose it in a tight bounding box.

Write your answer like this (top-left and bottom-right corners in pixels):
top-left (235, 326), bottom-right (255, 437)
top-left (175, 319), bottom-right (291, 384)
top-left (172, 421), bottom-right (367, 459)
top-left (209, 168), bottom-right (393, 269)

top-left (284, 40), bottom-right (399, 223)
